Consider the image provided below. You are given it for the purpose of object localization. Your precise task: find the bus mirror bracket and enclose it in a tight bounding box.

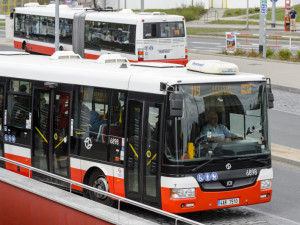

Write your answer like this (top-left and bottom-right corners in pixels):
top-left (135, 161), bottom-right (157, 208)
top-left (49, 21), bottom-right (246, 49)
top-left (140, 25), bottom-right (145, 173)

top-left (169, 92), bottom-right (183, 117)
top-left (266, 78), bottom-right (274, 109)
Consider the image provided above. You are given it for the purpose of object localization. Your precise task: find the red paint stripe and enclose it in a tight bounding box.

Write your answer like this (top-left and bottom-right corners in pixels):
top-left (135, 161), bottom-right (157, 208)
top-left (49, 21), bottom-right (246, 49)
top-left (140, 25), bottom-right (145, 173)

top-left (5, 153), bottom-right (31, 177)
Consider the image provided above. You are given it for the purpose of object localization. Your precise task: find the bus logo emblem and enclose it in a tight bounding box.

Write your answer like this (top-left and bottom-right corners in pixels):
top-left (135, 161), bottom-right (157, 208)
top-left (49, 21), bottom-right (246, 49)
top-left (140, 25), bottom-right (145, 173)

top-left (226, 163), bottom-right (232, 170)
top-left (226, 180), bottom-right (233, 187)
top-left (84, 137), bottom-right (93, 150)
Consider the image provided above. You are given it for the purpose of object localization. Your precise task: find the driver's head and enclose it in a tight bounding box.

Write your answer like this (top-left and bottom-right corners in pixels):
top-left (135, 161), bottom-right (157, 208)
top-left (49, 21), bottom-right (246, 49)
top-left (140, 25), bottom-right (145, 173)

top-left (206, 110), bottom-right (218, 127)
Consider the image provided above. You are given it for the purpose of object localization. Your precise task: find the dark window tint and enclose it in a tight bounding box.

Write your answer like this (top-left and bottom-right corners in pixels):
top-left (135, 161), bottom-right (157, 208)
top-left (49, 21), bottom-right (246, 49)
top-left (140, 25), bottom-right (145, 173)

top-left (5, 80), bottom-right (32, 145)
top-left (14, 13), bottom-right (73, 44)
top-left (71, 86), bottom-right (125, 164)
top-left (143, 22), bottom-right (185, 39)
top-left (84, 21), bottom-right (136, 53)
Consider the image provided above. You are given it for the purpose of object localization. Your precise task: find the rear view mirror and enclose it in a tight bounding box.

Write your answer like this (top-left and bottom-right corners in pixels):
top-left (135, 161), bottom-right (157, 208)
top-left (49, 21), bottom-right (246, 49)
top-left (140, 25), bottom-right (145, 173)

top-left (169, 92), bottom-right (183, 117)
top-left (266, 85), bottom-right (274, 109)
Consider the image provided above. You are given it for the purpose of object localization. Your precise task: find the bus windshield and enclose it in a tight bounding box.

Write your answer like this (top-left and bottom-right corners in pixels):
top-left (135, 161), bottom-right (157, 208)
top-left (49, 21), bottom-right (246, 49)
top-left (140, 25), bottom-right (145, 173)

top-left (143, 22), bottom-right (185, 39)
top-left (164, 82), bottom-right (270, 164)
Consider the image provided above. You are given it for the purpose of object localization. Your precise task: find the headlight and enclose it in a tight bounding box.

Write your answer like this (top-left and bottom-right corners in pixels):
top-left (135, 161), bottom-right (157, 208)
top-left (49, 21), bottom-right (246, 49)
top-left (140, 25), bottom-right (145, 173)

top-left (171, 188), bottom-right (195, 199)
top-left (261, 179), bottom-right (272, 190)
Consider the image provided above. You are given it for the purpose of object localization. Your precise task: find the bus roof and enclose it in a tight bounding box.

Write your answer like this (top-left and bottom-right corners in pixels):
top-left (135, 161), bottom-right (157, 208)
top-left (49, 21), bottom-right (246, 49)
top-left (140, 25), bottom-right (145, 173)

top-left (15, 4), bottom-right (185, 23)
top-left (0, 54), bottom-right (266, 95)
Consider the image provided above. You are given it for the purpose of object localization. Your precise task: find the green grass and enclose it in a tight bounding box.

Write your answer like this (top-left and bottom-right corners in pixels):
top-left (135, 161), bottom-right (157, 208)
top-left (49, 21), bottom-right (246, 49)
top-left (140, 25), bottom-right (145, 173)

top-left (209, 20), bottom-right (260, 25)
top-left (223, 7), bottom-right (261, 17)
top-left (0, 23), bottom-right (4, 26)
top-left (187, 28), bottom-right (244, 35)
top-left (133, 5), bottom-right (207, 21)
top-left (250, 4), bottom-right (300, 21)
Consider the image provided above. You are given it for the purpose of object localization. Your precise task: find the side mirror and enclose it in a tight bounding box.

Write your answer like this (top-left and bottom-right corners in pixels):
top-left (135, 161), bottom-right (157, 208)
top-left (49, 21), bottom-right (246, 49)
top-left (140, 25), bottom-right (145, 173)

top-left (266, 86), bottom-right (274, 109)
top-left (10, 12), bottom-right (14, 19)
top-left (169, 92), bottom-right (183, 117)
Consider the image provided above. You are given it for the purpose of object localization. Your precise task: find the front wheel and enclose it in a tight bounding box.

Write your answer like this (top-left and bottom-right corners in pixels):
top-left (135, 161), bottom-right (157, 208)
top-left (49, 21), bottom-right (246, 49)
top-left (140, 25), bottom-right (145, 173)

top-left (88, 170), bottom-right (114, 206)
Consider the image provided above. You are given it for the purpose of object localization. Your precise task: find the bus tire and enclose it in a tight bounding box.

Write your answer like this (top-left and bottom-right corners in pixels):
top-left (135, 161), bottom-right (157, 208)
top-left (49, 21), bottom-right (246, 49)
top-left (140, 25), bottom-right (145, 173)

top-left (23, 43), bottom-right (28, 52)
top-left (88, 170), bottom-right (114, 206)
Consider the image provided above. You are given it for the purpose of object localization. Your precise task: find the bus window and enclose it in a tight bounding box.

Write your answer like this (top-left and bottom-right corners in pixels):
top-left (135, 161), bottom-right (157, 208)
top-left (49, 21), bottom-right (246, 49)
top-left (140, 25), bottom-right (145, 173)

top-left (108, 91), bottom-right (125, 163)
top-left (5, 80), bottom-right (32, 146)
top-left (143, 22), bottom-right (185, 39)
top-left (71, 86), bottom-right (109, 160)
top-left (84, 21), bottom-right (136, 53)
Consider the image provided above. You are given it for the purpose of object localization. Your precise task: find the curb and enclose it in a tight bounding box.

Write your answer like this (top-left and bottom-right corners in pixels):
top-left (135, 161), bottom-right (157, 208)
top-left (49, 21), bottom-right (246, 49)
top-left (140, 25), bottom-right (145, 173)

top-left (272, 155), bottom-right (300, 167)
top-left (271, 144), bottom-right (300, 167)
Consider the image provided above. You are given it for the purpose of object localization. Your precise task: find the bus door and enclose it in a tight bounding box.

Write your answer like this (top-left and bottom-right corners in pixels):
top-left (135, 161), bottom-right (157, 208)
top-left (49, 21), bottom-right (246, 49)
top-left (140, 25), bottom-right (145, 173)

top-left (32, 85), bottom-right (72, 181)
top-left (125, 100), bottom-right (162, 207)
top-left (0, 84), bottom-right (5, 168)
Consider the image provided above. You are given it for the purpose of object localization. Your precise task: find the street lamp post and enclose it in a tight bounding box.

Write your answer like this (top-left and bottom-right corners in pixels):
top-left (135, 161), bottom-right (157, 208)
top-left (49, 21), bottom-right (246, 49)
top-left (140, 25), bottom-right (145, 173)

top-left (55, 0), bottom-right (59, 52)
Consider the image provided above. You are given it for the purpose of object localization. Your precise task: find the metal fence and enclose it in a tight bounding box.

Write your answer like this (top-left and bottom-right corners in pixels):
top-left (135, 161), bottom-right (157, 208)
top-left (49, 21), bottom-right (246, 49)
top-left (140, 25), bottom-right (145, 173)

top-left (235, 32), bottom-right (300, 50)
top-left (0, 156), bottom-right (204, 225)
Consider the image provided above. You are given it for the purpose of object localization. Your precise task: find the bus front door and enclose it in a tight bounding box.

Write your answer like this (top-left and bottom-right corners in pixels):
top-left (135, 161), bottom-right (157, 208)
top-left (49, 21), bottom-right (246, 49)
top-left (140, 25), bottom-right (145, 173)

top-left (126, 100), bottom-right (162, 208)
top-left (32, 87), bottom-right (71, 182)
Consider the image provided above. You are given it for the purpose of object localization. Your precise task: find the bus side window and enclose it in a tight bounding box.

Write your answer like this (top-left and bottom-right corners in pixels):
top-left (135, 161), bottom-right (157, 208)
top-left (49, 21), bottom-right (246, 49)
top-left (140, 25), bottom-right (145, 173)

top-left (5, 80), bottom-right (32, 146)
top-left (108, 91), bottom-right (125, 163)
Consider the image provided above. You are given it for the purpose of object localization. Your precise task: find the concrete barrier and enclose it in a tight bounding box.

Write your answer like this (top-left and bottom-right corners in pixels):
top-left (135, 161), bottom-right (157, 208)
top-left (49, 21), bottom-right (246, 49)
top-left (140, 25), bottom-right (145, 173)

top-left (0, 168), bottom-right (158, 225)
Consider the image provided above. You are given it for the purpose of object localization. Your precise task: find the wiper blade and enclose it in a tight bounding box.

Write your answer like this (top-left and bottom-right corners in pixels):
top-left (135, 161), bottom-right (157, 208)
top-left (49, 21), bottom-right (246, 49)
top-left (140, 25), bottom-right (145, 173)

top-left (235, 156), bottom-right (269, 166)
top-left (190, 156), bottom-right (231, 173)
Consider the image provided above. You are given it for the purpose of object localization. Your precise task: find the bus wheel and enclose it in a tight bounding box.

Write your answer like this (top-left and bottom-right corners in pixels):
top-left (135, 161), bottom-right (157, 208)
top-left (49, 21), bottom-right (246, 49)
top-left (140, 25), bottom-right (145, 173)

top-left (23, 43), bottom-right (28, 52)
top-left (88, 170), bottom-right (114, 206)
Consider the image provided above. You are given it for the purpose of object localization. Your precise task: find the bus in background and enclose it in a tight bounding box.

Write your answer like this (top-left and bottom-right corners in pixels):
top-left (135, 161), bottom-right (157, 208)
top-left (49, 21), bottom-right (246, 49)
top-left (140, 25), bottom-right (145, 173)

top-left (12, 3), bottom-right (188, 65)
top-left (0, 52), bottom-right (274, 213)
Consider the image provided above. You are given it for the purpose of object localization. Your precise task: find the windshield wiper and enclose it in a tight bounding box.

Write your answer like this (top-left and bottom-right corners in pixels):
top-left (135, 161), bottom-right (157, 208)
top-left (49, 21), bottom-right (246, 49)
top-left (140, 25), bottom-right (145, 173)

top-left (189, 156), bottom-right (232, 173)
top-left (189, 155), bottom-right (269, 173)
top-left (235, 156), bottom-right (269, 166)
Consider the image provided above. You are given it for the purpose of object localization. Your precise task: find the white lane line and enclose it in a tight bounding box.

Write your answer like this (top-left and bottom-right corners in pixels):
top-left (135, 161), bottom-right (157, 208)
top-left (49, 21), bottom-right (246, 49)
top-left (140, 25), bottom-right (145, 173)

top-left (193, 46), bottom-right (222, 50)
top-left (191, 41), bottom-right (223, 45)
top-left (242, 206), bottom-right (300, 225)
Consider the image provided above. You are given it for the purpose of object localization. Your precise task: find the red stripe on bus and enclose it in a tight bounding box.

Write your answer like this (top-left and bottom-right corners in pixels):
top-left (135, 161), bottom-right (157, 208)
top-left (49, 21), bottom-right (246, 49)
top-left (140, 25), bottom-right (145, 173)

top-left (14, 40), bottom-right (23, 49)
top-left (161, 181), bottom-right (272, 213)
top-left (5, 153), bottom-right (31, 177)
top-left (70, 167), bottom-right (125, 197)
top-left (27, 43), bottom-right (55, 55)
top-left (70, 167), bottom-right (83, 191)
top-left (84, 53), bottom-right (188, 66)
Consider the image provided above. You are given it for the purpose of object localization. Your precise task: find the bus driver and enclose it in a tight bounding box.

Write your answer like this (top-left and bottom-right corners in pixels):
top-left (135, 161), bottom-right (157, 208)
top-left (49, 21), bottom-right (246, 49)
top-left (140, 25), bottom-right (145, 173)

top-left (200, 110), bottom-right (237, 142)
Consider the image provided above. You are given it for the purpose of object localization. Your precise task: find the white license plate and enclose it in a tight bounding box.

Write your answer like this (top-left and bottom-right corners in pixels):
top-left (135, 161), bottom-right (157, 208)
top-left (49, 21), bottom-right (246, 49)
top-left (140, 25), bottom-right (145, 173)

top-left (217, 198), bottom-right (239, 207)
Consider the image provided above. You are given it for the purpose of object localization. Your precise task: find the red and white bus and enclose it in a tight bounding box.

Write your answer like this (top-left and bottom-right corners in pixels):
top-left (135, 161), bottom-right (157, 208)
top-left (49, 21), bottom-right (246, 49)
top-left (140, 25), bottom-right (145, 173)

top-left (0, 52), bottom-right (274, 213)
top-left (12, 3), bottom-right (188, 65)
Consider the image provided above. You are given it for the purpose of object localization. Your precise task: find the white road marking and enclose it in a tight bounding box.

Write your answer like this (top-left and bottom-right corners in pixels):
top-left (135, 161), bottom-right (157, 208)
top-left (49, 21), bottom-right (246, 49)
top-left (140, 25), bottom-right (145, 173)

top-left (194, 46), bottom-right (220, 51)
top-left (191, 41), bottom-right (223, 45)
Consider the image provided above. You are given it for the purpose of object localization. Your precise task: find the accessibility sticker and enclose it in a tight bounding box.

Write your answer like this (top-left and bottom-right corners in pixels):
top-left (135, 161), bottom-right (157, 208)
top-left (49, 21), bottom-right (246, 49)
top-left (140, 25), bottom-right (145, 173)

top-left (211, 172), bottom-right (218, 181)
top-left (204, 173), bottom-right (211, 182)
top-left (197, 173), bottom-right (204, 182)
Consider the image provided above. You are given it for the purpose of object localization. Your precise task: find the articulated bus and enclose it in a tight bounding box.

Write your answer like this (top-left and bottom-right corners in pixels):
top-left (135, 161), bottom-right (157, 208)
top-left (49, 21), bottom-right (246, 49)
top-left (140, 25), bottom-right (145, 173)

top-left (0, 52), bottom-right (274, 213)
top-left (12, 3), bottom-right (188, 65)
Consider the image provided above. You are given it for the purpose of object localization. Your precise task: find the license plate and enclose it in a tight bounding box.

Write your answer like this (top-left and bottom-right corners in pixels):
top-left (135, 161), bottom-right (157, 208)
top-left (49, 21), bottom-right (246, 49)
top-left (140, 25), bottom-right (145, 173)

top-left (217, 198), bottom-right (239, 207)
